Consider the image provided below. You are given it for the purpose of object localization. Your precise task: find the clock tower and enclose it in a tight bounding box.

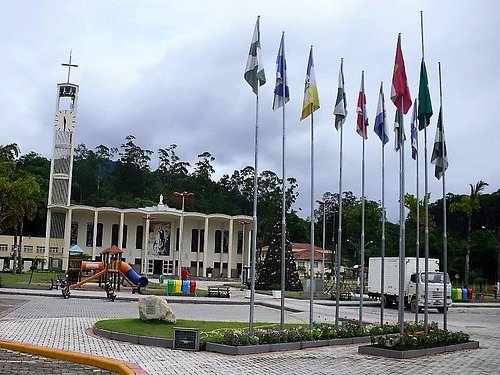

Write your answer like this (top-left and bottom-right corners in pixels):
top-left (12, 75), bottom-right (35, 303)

top-left (44, 52), bottom-right (79, 269)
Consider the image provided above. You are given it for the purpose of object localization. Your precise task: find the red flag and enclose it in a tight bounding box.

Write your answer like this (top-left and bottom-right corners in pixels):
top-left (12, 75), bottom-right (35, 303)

top-left (356, 71), bottom-right (368, 139)
top-left (391, 34), bottom-right (412, 114)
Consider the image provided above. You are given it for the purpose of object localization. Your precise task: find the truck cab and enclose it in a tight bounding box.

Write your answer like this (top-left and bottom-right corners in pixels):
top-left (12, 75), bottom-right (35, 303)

top-left (407, 272), bottom-right (453, 313)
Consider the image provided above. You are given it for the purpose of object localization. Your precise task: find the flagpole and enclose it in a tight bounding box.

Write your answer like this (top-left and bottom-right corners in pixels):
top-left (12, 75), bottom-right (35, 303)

top-left (359, 71), bottom-right (366, 327)
top-left (280, 33), bottom-right (287, 331)
top-left (380, 82), bottom-right (386, 326)
top-left (336, 123), bottom-right (343, 326)
top-left (421, 10), bottom-right (430, 334)
top-left (244, 15), bottom-right (266, 336)
top-left (438, 61), bottom-right (449, 331)
top-left (309, 103), bottom-right (315, 329)
top-left (398, 102), bottom-right (406, 335)
top-left (334, 58), bottom-right (346, 326)
top-left (249, 85), bottom-right (259, 335)
top-left (414, 98), bottom-right (420, 324)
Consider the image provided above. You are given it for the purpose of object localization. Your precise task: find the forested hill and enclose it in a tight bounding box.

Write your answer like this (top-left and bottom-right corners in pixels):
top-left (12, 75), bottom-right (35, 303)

top-left (1, 139), bottom-right (499, 285)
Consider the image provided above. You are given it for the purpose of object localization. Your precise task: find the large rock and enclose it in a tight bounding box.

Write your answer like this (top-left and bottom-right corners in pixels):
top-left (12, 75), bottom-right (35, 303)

top-left (138, 295), bottom-right (176, 323)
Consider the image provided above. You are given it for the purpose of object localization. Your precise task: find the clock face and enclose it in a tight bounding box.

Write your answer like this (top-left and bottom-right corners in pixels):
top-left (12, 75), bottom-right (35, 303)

top-left (55, 110), bottom-right (76, 132)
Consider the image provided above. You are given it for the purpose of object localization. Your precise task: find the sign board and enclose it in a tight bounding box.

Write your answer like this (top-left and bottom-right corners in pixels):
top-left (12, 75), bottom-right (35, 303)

top-left (173, 327), bottom-right (200, 351)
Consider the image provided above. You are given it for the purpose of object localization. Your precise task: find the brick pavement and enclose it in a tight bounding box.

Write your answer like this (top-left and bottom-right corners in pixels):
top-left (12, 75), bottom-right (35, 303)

top-left (0, 288), bottom-right (499, 375)
top-left (0, 346), bottom-right (115, 374)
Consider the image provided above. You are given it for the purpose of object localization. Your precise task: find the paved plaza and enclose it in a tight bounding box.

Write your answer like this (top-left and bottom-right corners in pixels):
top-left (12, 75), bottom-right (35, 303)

top-left (0, 284), bottom-right (499, 374)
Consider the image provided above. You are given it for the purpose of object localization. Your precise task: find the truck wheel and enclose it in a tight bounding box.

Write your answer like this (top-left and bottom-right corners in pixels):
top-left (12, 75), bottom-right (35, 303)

top-left (410, 298), bottom-right (419, 313)
top-left (382, 295), bottom-right (393, 308)
top-left (437, 307), bottom-right (447, 313)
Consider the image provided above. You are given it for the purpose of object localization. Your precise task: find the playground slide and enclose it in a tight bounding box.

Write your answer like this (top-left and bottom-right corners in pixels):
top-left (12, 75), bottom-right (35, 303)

top-left (120, 262), bottom-right (149, 287)
top-left (70, 269), bottom-right (106, 289)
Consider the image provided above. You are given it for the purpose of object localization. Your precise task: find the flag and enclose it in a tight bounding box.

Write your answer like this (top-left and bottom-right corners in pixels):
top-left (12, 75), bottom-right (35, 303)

top-left (431, 107), bottom-right (448, 179)
top-left (418, 59), bottom-right (433, 130)
top-left (333, 58), bottom-right (347, 130)
top-left (273, 33), bottom-right (289, 110)
top-left (356, 71), bottom-right (368, 139)
top-left (410, 99), bottom-right (418, 159)
top-left (374, 82), bottom-right (388, 144)
top-left (300, 46), bottom-right (320, 120)
top-left (391, 34), bottom-right (412, 114)
top-left (244, 17), bottom-right (266, 94)
top-left (394, 109), bottom-right (405, 151)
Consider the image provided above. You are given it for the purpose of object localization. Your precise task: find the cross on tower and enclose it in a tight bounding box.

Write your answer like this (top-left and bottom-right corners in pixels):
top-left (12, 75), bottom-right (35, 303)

top-left (61, 50), bottom-right (78, 83)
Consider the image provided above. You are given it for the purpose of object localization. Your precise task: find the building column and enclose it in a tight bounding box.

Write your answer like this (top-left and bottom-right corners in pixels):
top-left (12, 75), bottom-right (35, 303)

top-left (118, 212), bottom-right (125, 249)
top-left (203, 217), bottom-right (209, 276)
top-left (63, 208), bottom-right (72, 270)
top-left (228, 218), bottom-right (234, 278)
top-left (43, 208), bottom-right (52, 270)
top-left (143, 215), bottom-right (152, 275)
top-left (92, 210), bottom-right (98, 259)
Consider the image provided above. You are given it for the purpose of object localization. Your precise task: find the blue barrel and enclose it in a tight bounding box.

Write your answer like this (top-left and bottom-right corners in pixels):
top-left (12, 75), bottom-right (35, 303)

top-left (182, 279), bottom-right (189, 293)
top-left (462, 288), bottom-right (468, 301)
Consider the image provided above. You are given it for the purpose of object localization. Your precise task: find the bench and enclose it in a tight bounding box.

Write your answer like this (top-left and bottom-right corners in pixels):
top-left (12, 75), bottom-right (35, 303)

top-left (207, 285), bottom-right (230, 298)
top-left (49, 275), bottom-right (64, 290)
top-left (132, 285), bottom-right (142, 294)
top-left (330, 290), bottom-right (352, 301)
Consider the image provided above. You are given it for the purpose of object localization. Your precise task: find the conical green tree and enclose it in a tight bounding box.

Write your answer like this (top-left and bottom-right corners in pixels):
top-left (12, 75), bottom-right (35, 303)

top-left (256, 220), bottom-right (303, 291)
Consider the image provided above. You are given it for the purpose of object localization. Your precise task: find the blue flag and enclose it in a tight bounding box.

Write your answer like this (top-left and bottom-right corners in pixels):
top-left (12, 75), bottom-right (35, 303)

top-left (374, 82), bottom-right (388, 144)
top-left (273, 33), bottom-right (289, 110)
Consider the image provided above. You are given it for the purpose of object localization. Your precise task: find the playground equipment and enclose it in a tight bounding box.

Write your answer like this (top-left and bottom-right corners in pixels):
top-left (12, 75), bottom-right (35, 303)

top-left (70, 245), bottom-right (148, 291)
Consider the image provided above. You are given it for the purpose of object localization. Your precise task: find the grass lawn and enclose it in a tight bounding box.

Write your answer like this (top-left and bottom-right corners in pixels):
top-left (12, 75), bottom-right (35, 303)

top-left (94, 318), bottom-right (302, 339)
top-left (0, 270), bottom-right (62, 289)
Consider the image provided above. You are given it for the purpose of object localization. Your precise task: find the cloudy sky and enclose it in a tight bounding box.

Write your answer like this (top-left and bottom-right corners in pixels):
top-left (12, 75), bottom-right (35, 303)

top-left (1, 1), bottom-right (499, 223)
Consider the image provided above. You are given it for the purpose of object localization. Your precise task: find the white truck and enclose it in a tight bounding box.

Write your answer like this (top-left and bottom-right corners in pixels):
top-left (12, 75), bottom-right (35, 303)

top-left (367, 257), bottom-right (452, 313)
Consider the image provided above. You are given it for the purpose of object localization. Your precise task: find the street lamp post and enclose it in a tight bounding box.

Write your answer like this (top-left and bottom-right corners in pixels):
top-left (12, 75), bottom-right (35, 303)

top-left (238, 220), bottom-right (250, 283)
top-left (316, 199), bottom-right (335, 280)
top-left (174, 191), bottom-right (194, 279)
top-left (347, 239), bottom-right (373, 289)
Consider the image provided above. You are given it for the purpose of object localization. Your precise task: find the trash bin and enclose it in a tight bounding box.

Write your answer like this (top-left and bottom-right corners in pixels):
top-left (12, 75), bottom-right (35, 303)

top-left (462, 288), bottom-right (468, 301)
top-left (467, 288), bottom-right (473, 300)
top-left (454, 287), bottom-right (462, 301)
top-left (189, 280), bottom-right (196, 294)
top-left (167, 279), bottom-right (175, 293)
top-left (174, 280), bottom-right (182, 293)
top-left (182, 280), bottom-right (189, 293)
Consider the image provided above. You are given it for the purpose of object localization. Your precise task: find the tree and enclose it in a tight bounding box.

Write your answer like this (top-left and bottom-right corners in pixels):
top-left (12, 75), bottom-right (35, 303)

top-left (193, 151), bottom-right (215, 180)
top-left (158, 144), bottom-right (190, 188)
top-left (0, 161), bottom-right (41, 272)
top-left (255, 220), bottom-right (302, 291)
top-left (0, 143), bottom-right (20, 161)
top-left (450, 180), bottom-right (489, 287)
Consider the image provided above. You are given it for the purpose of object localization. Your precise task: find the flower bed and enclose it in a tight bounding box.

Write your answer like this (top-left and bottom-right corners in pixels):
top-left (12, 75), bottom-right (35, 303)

top-left (203, 321), bottom-right (477, 356)
top-left (359, 322), bottom-right (478, 358)
top-left (203, 321), bottom-right (394, 355)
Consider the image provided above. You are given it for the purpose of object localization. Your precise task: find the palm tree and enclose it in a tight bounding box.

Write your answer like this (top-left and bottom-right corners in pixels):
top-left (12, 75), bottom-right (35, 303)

top-left (0, 143), bottom-right (20, 161)
top-left (450, 180), bottom-right (489, 287)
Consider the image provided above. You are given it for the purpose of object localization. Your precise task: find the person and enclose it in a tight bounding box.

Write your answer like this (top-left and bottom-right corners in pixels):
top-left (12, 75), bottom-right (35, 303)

top-left (181, 267), bottom-right (190, 280)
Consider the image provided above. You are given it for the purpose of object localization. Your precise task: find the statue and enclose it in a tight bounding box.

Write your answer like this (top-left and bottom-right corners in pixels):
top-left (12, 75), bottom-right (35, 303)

top-left (159, 194), bottom-right (164, 205)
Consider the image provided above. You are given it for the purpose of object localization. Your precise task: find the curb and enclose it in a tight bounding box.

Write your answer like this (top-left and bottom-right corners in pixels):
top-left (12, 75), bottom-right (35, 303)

top-left (0, 339), bottom-right (140, 375)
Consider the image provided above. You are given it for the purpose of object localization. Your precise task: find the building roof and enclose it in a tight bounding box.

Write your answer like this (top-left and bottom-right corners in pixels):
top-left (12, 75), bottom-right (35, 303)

top-left (261, 242), bottom-right (328, 262)
top-left (100, 245), bottom-right (123, 254)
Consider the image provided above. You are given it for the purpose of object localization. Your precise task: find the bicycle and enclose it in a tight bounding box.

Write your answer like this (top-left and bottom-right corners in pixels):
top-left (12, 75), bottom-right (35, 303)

top-left (60, 276), bottom-right (70, 299)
